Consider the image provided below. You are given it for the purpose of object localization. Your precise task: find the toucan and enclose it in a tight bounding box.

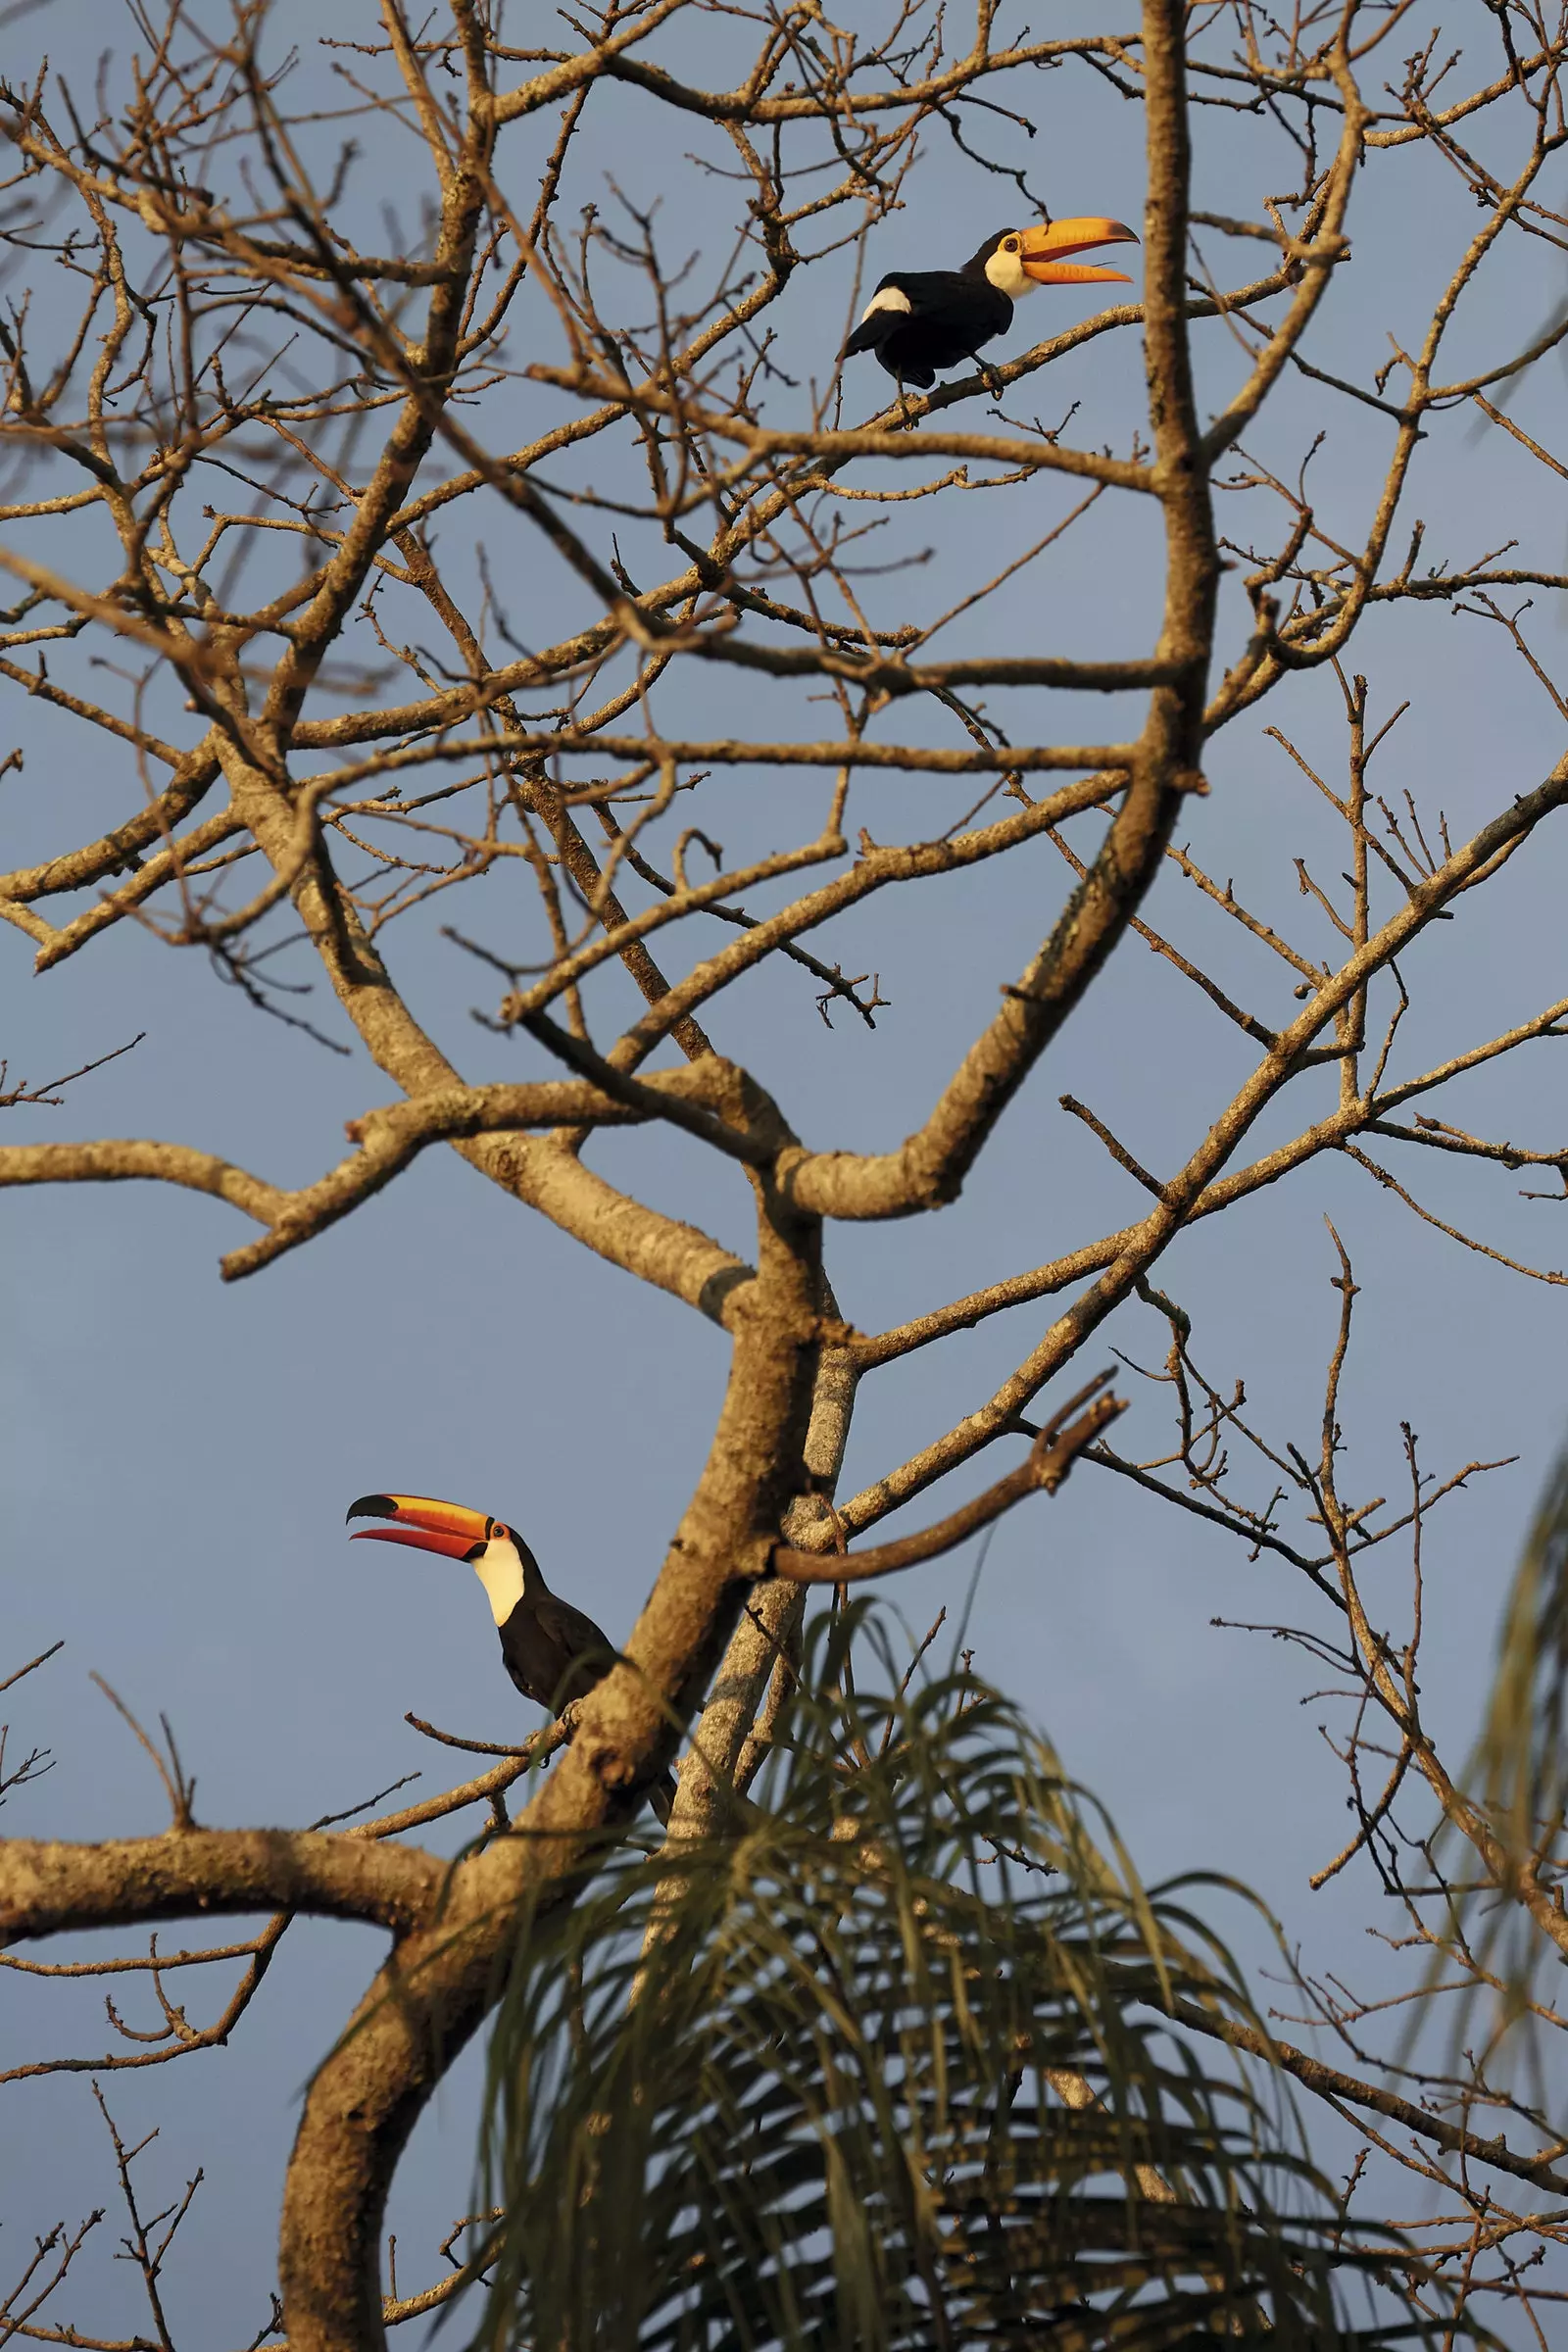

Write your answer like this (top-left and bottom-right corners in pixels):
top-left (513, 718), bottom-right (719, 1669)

top-left (347, 1493), bottom-right (675, 1820)
top-left (842, 218), bottom-right (1139, 390)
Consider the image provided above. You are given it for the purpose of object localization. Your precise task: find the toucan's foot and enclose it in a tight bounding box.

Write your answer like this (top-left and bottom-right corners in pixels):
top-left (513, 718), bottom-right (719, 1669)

top-left (981, 365), bottom-right (1004, 399)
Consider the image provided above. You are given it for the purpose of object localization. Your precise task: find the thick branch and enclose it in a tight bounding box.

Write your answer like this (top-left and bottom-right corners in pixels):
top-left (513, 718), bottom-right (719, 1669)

top-left (0, 1830), bottom-right (440, 1946)
top-left (0, 1140), bottom-right (285, 1223)
top-left (277, 1111), bottom-right (826, 2352)
top-left (220, 1066), bottom-right (761, 1280)
top-left (0, 738), bottom-right (220, 907)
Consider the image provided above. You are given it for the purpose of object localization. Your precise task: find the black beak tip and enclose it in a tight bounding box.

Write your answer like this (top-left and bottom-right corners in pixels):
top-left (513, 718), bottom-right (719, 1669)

top-left (346, 1494), bottom-right (397, 1525)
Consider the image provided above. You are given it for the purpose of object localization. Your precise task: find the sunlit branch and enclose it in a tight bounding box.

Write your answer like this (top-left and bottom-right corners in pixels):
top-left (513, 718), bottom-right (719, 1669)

top-left (770, 1381), bottom-right (1125, 1586)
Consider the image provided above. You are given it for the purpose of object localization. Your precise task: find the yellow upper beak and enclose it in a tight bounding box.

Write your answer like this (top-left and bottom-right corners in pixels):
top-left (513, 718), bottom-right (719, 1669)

top-left (1017, 217), bottom-right (1139, 286)
top-left (346, 1492), bottom-right (493, 1558)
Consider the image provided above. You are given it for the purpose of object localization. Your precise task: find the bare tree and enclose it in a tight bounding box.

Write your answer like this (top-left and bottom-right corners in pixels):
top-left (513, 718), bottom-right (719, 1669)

top-left (5, 0), bottom-right (1568, 2344)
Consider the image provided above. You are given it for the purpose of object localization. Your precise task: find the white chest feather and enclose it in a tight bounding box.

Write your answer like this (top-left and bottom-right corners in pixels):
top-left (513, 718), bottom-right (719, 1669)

top-left (473, 1540), bottom-right (525, 1626)
top-left (859, 283), bottom-right (912, 322)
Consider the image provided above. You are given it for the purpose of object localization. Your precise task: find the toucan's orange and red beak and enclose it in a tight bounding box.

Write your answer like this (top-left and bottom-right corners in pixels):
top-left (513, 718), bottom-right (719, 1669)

top-left (347, 1493), bottom-right (491, 1560)
top-left (1017, 217), bottom-right (1139, 286)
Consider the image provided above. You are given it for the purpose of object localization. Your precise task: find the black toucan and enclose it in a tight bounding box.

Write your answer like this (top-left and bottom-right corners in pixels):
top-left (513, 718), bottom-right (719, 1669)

top-left (347, 1492), bottom-right (675, 1821)
top-left (842, 218), bottom-right (1139, 390)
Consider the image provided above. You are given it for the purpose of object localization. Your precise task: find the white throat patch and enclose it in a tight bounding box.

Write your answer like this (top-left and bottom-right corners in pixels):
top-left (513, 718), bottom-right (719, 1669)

top-left (473, 1539), bottom-right (525, 1626)
top-left (858, 283), bottom-right (912, 321)
top-left (983, 242), bottom-right (1036, 300)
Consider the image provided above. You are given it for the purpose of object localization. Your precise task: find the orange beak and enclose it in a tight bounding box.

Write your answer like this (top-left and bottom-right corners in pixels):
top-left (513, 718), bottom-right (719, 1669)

top-left (346, 1492), bottom-right (491, 1560)
top-left (1017, 217), bottom-right (1139, 286)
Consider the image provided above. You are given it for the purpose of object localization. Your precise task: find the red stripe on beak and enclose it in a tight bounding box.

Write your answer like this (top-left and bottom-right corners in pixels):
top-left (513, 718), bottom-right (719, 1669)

top-left (345, 1493), bottom-right (491, 1558)
top-left (351, 1523), bottom-right (477, 1560)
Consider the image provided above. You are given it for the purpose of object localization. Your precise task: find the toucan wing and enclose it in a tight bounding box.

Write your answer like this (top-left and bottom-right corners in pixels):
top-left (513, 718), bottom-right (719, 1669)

top-left (528, 1593), bottom-right (677, 1822)
top-left (539, 1591), bottom-right (618, 1688)
top-left (842, 270), bottom-right (971, 355)
top-left (843, 276), bottom-right (908, 359)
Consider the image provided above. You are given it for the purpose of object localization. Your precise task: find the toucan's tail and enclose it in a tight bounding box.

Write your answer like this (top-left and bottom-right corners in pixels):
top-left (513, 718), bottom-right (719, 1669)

top-left (650, 1770), bottom-right (677, 1826)
top-left (842, 312), bottom-right (896, 361)
top-left (840, 316), bottom-right (934, 389)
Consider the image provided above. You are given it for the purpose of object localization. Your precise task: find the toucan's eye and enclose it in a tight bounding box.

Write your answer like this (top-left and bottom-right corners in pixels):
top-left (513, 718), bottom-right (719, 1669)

top-left (491, 1522), bottom-right (510, 1544)
top-left (1004, 238), bottom-right (1019, 252)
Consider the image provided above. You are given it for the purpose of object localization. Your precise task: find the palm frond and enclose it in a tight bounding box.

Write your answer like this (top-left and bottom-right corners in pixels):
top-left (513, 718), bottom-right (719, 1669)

top-left (475, 1608), bottom-right (1482, 2350)
top-left (1476, 1447), bottom-right (1568, 1850)
top-left (1427, 1446), bottom-right (1568, 2040)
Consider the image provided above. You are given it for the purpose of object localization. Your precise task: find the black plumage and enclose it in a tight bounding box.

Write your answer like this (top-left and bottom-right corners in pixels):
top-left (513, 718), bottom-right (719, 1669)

top-left (490, 1530), bottom-right (616, 1711)
top-left (842, 233), bottom-right (1016, 389)
top-left (491, 1544), bottom-right (678, 1823)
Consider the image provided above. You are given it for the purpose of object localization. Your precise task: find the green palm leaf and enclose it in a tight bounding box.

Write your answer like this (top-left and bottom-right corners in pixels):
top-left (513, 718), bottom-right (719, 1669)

top-left (476, 1610), bottom-right (1481, 2350)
